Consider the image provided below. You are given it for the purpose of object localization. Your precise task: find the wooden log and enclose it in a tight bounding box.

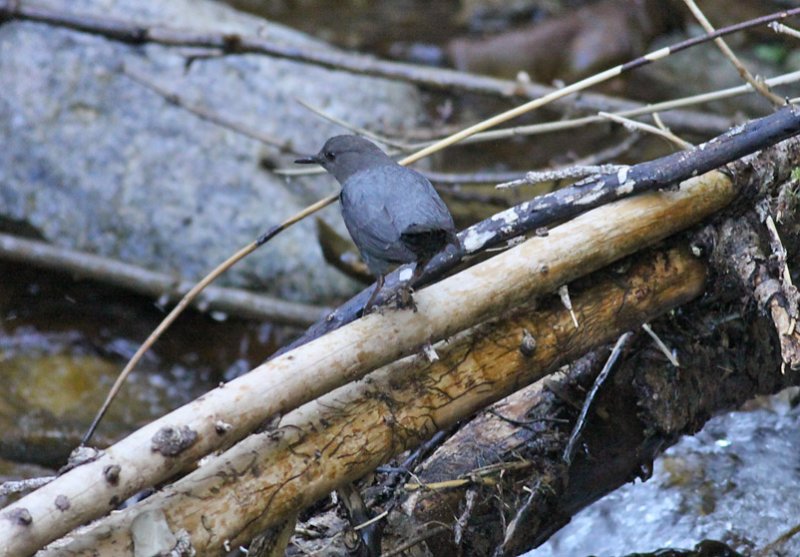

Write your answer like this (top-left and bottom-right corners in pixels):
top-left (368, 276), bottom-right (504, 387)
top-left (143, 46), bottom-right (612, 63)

top-left (41, 245), bottom-right (706, 555)
top-left (0, 168), bottom-right (738, 556)
top-left (9, 128), bottom-right (800, 555)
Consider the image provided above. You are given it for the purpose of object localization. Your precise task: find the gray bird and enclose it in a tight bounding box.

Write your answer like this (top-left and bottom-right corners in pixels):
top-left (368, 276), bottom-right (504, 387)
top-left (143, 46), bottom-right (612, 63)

top-left (296, 135), bottom-right (459, 312)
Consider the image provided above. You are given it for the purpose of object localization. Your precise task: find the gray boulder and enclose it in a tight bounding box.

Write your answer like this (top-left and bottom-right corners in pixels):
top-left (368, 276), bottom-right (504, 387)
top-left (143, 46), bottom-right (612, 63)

top-left (0, 0), bottom-right (422, 302)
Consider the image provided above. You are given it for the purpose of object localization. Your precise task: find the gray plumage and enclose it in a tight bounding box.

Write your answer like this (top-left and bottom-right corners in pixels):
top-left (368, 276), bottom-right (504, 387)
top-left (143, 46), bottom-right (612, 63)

top-left (296, 135), bottom-right (458, 309)
top-left (340, 162), bottom-right (456, 275)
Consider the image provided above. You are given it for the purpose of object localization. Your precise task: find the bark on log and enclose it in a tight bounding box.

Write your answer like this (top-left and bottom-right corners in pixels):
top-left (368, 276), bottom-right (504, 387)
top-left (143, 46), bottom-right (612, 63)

top-left (384, 280), bottom-right (800, 556)
top-left (282, 105), bottom-right (800, 355)
top-left (369, 145), bottom-right (800, 557)
top-left (380, 284), bottom-right (799, 557)
top-left (41, 245), bottom-right (707, 555)
top-left (0, 149), bottom-right (744, 555)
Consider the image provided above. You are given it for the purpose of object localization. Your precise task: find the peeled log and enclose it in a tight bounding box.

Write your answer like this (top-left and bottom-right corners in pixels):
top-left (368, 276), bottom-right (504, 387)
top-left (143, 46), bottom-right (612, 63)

top-left (43, 246), bottom-right (706, 554)
top-left (0, 165), bottom-right (735, 555)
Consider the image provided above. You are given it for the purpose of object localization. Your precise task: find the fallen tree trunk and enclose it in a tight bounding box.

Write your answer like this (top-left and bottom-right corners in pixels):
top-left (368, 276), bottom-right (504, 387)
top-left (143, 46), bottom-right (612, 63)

top-left (0, 139), bottom-right (750, 554)
top-left (280, 164), bottom-right (800, 556)
top-left (41, 245), bottom-right (708, 555)
top-left (33, 134), bottom-right (800, 554)
top-left (387, 295), bottom-right (797, 557)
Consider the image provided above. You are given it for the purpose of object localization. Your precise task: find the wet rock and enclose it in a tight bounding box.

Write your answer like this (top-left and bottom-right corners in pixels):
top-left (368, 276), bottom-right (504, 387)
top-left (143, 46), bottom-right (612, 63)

top-left (0, 346), bottom-right (207, 466)
top-left (531, 399), bottom-right (800, 556)
top-left (0, 0), bottom-right (423, 303)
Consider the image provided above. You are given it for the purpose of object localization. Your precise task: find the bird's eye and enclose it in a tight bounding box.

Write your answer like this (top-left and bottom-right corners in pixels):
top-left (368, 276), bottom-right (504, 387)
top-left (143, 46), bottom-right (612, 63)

top-left (324, 151), bottom-right (336, 161)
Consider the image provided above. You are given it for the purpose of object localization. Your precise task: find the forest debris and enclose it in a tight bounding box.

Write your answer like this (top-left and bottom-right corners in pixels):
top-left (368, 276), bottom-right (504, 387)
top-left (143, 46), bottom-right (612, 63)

top-left (38, 245), bottom-right (708, 555)
top-left (558, 285), bottom-right (579, 328)
top-left (641, 323), bottom-right (680, 366)
top-left (706, 210), bottom-right (800, 369)
top-left (563, 331), bottom-right (634, 465)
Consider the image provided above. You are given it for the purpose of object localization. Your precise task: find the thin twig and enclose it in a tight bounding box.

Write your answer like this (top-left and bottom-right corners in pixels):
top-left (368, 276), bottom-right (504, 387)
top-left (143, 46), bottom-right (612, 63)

top-left (353, 510), bottom-right (388, 532)
top-left (757, 522), bottom-right (800, 557)
top-left (499, 479), bottom-right (542, 555)
top-left (683, 0), bottom-right (784, 107)
top-left (641, 323), bottom-right (680, 366)
top-left (435, 184), bottom-right (515, 206)
top-left (770, 21), bottom-right (800, 40)
top-left (599, 112), bottom-right (694, 150)
top-left (569, 133), bottom-right (641, 166)
top-left (765, 214), bottom-right (794, 290)
top-left (294, 98), bottom-right (417, 152)
top-left (379, 525), bottom-right (450, 557)
top-left (563, 332), bottom-right (634, 465)
top-left (558, 285), bottom-right (580, 328)
top-left (453, 488), bottom-right (477, 547)
top-left (764, 214), bottom-right (797, 337)
top-left (495, 135), bottom-right (640, 188)
top-left (405, 461), bottom-right (533, 491)
top-left (486, 409), bottom-right (569, 429)
top-left (123, 64), bottom-right (297, 154)
top-left (375, 429), bottom-right (452, 513)
top-left (443, 70), bottom-right (800, 148)
top-left (425, 170), bottom-right (529, 185)
top-left (497, 165), bottom-right (627, 189)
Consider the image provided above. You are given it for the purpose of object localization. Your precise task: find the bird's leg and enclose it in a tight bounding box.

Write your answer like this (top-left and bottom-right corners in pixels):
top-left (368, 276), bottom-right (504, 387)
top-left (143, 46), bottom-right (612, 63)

top-left (396, 261), bottom-right (426, 312)
top-left (363, 274), bottom-right (385, 315)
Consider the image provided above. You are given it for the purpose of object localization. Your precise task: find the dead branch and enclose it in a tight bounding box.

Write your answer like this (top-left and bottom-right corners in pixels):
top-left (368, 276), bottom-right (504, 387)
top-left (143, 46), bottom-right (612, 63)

top-left (683, 0), bottom-right (784, 107)
top-left (0, 232), bottom-right (327, 326)
top-left (388, 289), bottom-right (799, 557)
top-left (0, 155), bottom-right (742, 556)
top-left (280, 105), bottom-right (800, 357)
top-left (375, 142), bottom-right (800, 557)
top-left (40, 245), bottom-right (708, 555)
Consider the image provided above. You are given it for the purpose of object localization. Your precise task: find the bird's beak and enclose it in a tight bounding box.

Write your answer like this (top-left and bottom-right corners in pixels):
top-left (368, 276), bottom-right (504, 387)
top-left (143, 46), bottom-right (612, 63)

top-left (294, 154), bottom-right (320, 165)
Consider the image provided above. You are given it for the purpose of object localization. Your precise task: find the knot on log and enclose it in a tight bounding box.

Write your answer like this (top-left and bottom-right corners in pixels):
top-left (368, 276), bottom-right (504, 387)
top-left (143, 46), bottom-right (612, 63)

top-left (151, 426), bottom-right (199, 457)
top-left (5, 508), bottom-right (32, 527)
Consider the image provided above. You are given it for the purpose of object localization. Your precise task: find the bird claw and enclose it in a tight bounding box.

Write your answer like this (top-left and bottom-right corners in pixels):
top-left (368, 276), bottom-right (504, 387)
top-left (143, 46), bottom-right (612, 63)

top-left (364, 302), bottom-right (386, 316)
top-left (395, 286), bottom-right (418, 312)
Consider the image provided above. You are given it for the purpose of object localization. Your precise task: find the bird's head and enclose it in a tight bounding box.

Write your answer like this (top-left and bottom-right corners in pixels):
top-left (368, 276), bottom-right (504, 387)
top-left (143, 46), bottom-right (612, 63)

top-left (295, 135), bottom-right (391, 183)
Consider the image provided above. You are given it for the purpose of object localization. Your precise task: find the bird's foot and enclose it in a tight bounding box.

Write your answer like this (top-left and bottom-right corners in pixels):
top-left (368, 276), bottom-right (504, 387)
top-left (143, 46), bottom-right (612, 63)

top-left (395, 286), bottom-right (418, 312)
top-left (363, 302), bottom-right (386, 316)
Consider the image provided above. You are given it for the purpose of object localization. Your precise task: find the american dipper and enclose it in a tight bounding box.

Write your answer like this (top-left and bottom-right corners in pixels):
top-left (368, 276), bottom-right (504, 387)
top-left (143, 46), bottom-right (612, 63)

top-left (296, 135), bottom-right (459, 312)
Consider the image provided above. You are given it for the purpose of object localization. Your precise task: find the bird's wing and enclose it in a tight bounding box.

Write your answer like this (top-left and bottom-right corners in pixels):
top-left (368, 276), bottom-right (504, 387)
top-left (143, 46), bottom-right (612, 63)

top-left (340, 166), bottom-right (457, 269)
top-left (373, 166), bottom-right (455, 234)
top-left (340, 171), bottom-right (415, 267)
